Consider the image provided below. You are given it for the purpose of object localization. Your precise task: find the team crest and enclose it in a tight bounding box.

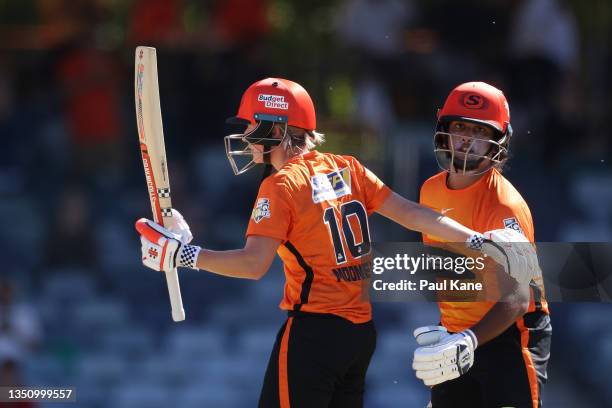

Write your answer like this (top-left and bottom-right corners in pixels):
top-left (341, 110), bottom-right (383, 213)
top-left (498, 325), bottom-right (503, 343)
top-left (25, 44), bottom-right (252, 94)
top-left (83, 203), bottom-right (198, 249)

top-left (311, 168), bottom-right (351, 203)
top-left (252, 198), bottom-right (271, 223)
top-left (503, 217), bottom-right (524, 234)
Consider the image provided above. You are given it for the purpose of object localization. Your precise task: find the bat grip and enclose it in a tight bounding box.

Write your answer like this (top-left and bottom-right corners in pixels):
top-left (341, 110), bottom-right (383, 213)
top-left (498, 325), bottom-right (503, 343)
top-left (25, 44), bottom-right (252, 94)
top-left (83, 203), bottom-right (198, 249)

top-left (164, 267), bottom-right (185, 322)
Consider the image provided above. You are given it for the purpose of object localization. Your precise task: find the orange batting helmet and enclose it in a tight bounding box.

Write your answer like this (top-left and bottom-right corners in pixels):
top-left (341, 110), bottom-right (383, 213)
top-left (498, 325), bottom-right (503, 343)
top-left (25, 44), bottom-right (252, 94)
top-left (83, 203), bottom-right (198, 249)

top-left (225, 78), bottom-right (317, 175)
top-left (434, 82), bottom-right (513, 174)
top-left (227, 77), bottom-right (316, 130)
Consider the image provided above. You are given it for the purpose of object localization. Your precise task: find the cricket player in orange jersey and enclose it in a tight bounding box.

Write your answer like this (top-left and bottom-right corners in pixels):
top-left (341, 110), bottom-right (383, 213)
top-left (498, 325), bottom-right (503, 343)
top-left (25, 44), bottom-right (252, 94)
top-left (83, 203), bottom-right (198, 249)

top-left (134, 78), bottom-right (537, 407)
top-left (413, 82), bottom-right (551, 408)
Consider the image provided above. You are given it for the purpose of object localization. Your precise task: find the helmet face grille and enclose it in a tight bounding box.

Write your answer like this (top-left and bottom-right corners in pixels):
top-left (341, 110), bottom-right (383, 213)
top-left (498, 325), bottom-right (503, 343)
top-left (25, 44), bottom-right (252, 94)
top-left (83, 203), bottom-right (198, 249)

top-left (224, 120), bottom-right (287, 175)
top-left (433, 131), bottom-right (508, 175)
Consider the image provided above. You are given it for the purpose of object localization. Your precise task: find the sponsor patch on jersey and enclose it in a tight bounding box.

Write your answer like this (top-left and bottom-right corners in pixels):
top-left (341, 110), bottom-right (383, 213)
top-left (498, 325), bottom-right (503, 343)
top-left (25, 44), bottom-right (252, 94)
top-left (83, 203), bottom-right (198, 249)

top-left (257, 94), bottom-right (288, 110)
top-left (252, 198), bottom-right (271, 223)
top-left (311, 167), bottom-right (351, 203)
top-left (503, 217), bottom-right (524, 234)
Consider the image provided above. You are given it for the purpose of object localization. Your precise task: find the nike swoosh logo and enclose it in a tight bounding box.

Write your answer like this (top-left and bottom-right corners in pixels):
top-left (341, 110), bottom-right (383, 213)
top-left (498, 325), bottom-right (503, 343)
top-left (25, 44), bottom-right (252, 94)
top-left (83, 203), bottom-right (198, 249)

top-left (441, 208), bottom-right (454, 215)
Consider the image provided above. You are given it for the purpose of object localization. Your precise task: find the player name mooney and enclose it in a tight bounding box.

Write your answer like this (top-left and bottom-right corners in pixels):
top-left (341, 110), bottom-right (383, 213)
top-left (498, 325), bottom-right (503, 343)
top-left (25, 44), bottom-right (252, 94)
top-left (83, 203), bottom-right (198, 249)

top-left (372, 279), bottom-right (483, 291)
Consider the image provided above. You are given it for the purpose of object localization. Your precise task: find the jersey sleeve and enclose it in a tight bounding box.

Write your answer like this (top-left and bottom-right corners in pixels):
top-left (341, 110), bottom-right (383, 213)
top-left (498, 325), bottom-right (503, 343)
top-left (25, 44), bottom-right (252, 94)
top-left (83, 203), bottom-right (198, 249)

top-left (482, 202), bottom-right (535, 242)
top-left (350, 157), bottom-right (392, 214)
top-left (245, 177), bottom-right (293, 242)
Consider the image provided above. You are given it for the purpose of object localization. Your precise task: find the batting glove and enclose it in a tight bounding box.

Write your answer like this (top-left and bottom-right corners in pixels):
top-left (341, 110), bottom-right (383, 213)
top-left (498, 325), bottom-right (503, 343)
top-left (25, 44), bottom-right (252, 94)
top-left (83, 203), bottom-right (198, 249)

top-left (466, 229), bottom-right (539, 284)
top-left (412, 328), bottom-right (477, 386)
top-left (135, 218), bottom-right (201, 272)
top-left (414, 326), bottom-right (450, 346)
top-left (165, 209), bottom-right (194, 244)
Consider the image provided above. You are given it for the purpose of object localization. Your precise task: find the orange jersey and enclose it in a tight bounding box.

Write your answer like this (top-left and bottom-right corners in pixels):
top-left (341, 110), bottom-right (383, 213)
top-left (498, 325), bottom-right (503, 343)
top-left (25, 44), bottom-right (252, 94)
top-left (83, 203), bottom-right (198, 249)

top-left (420, 168), bottom-right (548, 332)
top-left (246, 150), bottom-right (391, 323)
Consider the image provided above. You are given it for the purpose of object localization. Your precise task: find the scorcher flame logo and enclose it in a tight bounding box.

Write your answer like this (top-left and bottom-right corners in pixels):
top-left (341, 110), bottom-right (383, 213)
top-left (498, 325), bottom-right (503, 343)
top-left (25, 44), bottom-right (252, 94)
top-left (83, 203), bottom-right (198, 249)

top-left (252, 198), bottom-right (271, 223)
top-left (461, 93), bottom-right (487, 109)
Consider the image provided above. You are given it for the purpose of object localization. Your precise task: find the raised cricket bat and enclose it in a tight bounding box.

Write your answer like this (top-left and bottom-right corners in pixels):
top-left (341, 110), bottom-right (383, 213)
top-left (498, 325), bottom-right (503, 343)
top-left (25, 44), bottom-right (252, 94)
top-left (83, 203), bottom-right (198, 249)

top-left (135, 46), bottom-right (185, 322)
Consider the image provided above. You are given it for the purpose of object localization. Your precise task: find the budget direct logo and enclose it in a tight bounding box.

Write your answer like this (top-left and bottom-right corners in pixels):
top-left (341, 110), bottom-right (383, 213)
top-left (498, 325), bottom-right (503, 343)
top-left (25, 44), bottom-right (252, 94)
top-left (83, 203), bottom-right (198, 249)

top-left (311, 168), bottom-right (351, 203)
top-left (258, 94), bottom-right (289, 110)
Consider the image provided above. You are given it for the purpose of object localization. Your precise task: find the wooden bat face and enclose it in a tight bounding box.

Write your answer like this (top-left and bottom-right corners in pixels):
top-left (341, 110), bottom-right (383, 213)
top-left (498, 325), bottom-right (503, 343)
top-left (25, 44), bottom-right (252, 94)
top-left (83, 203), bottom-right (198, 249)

top-left (135, 46), bottom-right (172, 225)
top-left (135, 46), bottom-right (185, 322)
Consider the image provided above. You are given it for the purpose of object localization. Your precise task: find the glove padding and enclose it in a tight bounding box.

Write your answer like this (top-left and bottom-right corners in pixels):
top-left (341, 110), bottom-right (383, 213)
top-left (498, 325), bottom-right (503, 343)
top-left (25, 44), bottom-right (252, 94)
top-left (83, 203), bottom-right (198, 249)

top-left (412, 328), bottom-right (477, 386)
top-left (135, 218), bottom-right (200, 272)
top-left (414, 326), bottom-right (449, 346)
top-left (467, 229), bottom-right (540, 284)
top-left (165, 209), bottom-right (193, 244)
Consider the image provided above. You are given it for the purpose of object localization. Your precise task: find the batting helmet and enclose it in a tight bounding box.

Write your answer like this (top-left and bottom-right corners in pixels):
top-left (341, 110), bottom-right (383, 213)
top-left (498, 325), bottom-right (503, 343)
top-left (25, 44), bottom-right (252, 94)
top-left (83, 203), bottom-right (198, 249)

top-left (434, 82), bottom-right (513, 175)
top-left (227, 77), bottom-right (316, 130)
top-left (225, 78), bottom-right (317, 175)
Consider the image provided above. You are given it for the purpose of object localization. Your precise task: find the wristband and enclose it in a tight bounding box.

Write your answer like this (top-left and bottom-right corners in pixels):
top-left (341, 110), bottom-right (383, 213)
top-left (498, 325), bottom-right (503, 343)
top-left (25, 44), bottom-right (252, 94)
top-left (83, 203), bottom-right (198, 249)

top-left (177, 244), bottom-right (201, 269)
top-left (466, 233), bottom-right (485, 251)
top-left (462, 328), bottom-right (478, 350)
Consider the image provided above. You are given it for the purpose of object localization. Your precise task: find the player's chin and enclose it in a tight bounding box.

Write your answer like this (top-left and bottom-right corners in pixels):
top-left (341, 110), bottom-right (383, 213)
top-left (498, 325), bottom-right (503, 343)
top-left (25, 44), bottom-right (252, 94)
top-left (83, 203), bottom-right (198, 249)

top-left (249, 147), bottom-right (264, 163)
top-left (452, 151), bottom-right (471, 160)
top-left (451, 161), bottom-right (479, 173)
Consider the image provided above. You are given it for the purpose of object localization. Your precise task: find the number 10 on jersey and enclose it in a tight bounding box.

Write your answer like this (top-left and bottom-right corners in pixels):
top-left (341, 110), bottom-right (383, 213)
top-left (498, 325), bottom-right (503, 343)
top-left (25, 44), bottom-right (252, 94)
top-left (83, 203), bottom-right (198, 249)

top-left (323, 200), bottom-right (371, 264)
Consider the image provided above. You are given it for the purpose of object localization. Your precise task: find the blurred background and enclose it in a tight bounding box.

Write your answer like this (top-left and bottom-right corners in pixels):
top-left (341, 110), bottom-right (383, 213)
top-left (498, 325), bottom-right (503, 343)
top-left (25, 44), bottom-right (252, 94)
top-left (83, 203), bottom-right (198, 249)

top-left (1, 0), bottom-right (611, 407)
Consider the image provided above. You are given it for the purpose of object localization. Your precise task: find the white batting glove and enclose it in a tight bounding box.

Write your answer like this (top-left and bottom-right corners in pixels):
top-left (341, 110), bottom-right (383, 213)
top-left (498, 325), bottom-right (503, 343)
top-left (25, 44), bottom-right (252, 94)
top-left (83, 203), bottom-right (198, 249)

top-left (165, 209), bottom-right (193, 244)
top-left (412, 329), bottom-right (477, 386)
top-left (466, 229), bottom-right (539, 284)
top-left (135, 218), bottom-right (201, 272)
top-left (414, 326), bottom-right (449, 346)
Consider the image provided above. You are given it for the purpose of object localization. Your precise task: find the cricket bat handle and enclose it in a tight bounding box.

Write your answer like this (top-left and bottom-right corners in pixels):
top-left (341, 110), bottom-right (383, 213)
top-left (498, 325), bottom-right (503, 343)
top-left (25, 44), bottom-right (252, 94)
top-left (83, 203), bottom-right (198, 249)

top-left (165, 266), bottom-right (185, 321)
